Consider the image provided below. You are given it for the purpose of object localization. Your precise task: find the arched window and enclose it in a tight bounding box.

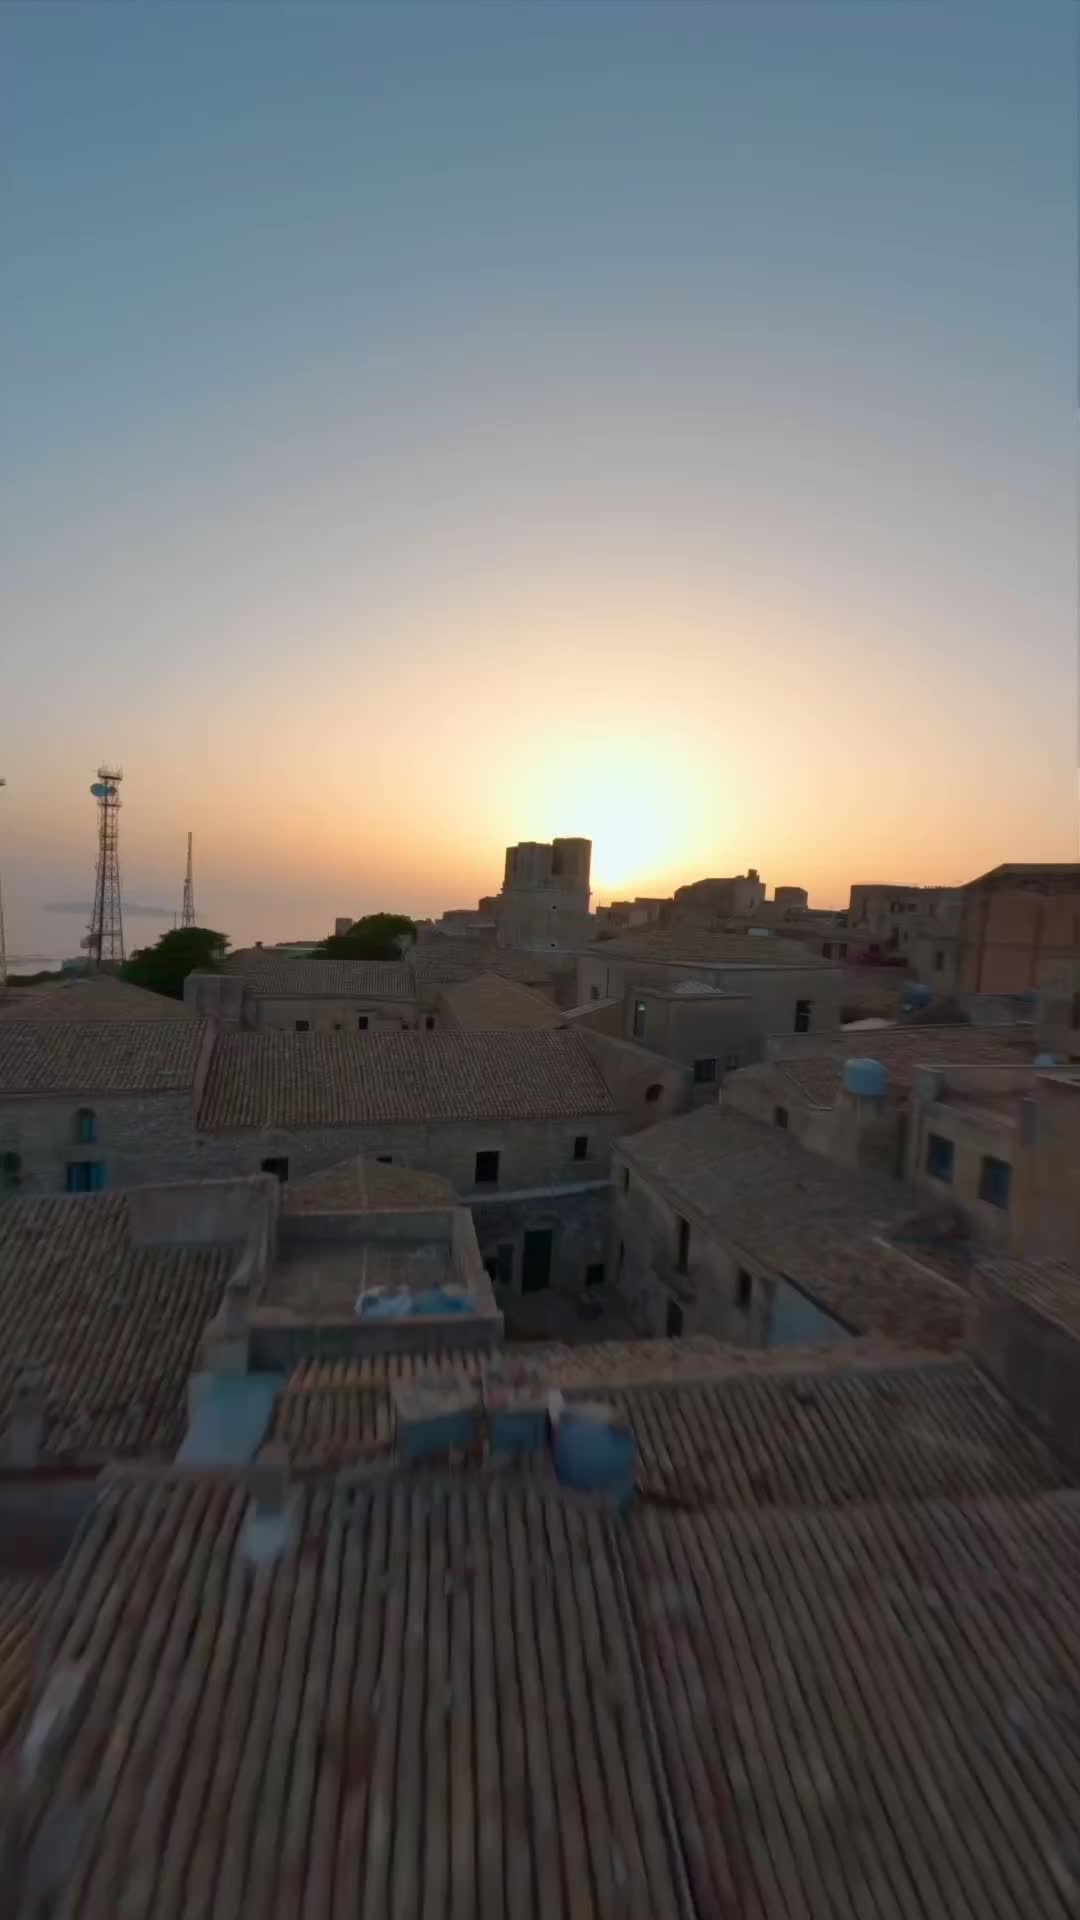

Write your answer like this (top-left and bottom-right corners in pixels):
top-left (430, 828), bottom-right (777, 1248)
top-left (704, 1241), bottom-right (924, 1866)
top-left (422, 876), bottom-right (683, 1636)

top-left (75, 1108), bottom-right (97, 1145)
top-left (644, 1083), bottom-right (662, 1103)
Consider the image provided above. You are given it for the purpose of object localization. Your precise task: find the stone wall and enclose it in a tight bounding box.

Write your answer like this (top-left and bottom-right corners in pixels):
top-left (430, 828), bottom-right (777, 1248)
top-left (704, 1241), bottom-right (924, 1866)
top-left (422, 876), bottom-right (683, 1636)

top-left (0, 1090), bottom-right (203, 1198)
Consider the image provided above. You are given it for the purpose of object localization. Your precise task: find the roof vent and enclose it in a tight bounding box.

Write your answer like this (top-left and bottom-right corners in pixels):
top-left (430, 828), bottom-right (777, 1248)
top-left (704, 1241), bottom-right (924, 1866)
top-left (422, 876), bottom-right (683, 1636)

top-left (843, 1057), bottom-right (886, 1100)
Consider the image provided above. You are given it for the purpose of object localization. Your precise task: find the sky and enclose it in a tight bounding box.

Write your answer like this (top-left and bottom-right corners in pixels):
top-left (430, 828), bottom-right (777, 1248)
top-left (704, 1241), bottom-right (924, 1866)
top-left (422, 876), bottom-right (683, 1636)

top-left (1, 1), bottom-right (1076, 958)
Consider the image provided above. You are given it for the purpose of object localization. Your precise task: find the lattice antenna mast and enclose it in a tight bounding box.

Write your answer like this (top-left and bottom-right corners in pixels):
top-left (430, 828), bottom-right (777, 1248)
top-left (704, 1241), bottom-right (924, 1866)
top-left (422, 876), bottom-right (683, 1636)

top-left (181, 831), bottom-right (196, 929)
top-left (87, 768), bottom-right (124, 968)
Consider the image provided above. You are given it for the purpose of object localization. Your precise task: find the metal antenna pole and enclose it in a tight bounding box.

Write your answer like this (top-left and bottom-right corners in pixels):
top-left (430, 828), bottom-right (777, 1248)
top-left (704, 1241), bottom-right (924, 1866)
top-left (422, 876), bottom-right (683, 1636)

top-left (86, 768), bottom-right (125, 969)
top-left (181, 832), bottom-right (196, 928)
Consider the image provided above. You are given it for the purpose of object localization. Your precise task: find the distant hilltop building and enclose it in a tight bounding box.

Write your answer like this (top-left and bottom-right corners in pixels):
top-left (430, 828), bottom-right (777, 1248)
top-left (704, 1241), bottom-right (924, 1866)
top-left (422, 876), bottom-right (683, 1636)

top-left (495, 837), bottom-right (592, 951)
top-left (673, 868), bottom-right (765, 921)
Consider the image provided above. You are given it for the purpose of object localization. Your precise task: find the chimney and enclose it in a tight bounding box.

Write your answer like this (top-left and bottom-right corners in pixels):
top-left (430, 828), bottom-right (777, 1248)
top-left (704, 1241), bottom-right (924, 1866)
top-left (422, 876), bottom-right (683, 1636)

top-left (5, 1368), bottom-right (46, 1468)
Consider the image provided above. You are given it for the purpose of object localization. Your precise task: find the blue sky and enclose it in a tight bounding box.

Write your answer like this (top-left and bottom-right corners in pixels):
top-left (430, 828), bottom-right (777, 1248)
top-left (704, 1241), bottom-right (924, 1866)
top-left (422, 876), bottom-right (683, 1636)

top-left (1, 1), bottom-right (1075, 954)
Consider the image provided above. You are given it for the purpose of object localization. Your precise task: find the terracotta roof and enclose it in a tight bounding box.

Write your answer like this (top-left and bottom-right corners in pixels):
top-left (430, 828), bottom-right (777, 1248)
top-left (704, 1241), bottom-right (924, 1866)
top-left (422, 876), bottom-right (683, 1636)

top-left (761, 1024), bottom-right (1034, 1109)
top-left (612, 1358), bottom-right (1068, 1509)
top-left (15, 1424), bottom-right (1080, 1916)
top-left (281, 1156), bottom-right (456, 1214)
top-left (198, 1027), bottom-right (616, 1131)
top-left (0, 977), bottom-right (194, 1022)
top-left (0, 1018), bottom-right (206, 1096)
top-left (620, 1106), bottom-right (968, 1348)
top-left (408, 941), bottom-right (556, 985)
top-left (225, 949), bottom-right (416, 1000)
top-left (0, 1574), bottom-right (48, 1749)
top-left (0, 1192), bottom-right (232, 1461)
top-left (586, 926), bottom-right (833, 967)
top-left (624, 1489), bottom-right (1080, 1916)
top-left (21, 1476), bottom-right (689, 1918)
top-left (974, 1253), bottom-right (1080, 1339)
top-left (437, 972), bottom-right (566, 1031)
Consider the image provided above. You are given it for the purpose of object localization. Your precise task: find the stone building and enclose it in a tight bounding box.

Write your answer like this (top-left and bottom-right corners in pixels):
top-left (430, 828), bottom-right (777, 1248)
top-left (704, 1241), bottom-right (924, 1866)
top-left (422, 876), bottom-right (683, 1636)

top-left (847, 882), bottom-right (962, 966)
top-left (0, 1015), bottom-right (210, 1198)
top-left (576, 926), bottom-right (842, 1079)
top-left (610, 1103), bottom-right (964, 1348)
top-left (671, 868), bottom-right (765, 920)
top-left (191, 1024), bottom-right (688, 1305)
top-left (952, 863), bottom-right (1080, 1013)
top-left (494, 836), bottom-right (592, 950)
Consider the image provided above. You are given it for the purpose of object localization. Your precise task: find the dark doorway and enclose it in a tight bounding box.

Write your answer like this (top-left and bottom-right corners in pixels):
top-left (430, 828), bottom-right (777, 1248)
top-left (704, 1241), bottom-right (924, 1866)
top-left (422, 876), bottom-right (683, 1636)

top-left (261, 1156), bottom-right (289, 1182)
top-left (522, 1228), bottom-right (553, 1293)
top-left (666, 1299), bottom-right (684, 1337)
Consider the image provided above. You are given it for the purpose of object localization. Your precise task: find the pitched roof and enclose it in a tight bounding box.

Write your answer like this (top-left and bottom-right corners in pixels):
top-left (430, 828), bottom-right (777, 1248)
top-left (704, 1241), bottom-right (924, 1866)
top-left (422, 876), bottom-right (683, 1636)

top-left (620, 1105), bottom-right (968, 1348)
top-left (273, 1348), bottom-right (1053, 1486)
top-left (437, 972), bottom-right (566, 1031)
top-left (0, 1574), bottom-right (48, 1750)
top-left (21, 1477), bottom-right (689, 1918)
top-left (407, 940), bottom-right (556, 985)
top-left (0, 976), bottom-right (194, 1022)
top-left (13, 1401), bottom-right (1080, 1917)
top-left (763, 1025), bottom-right (1034, 1108)
top-left (973, 1252), bottom-right (1080, 1339)
top-left (282, 1156), bottom-right (456, 1214)
top-left (0, 1018), bottom-right (206, 1096)
top-left (0, 1191), bottom-right (232, 1461)
top-left (625, 1489), bottom-right (1080, 1917)
top-left (198, 1027), bottom-right (616, 1131)
top-left (224, 948), bottom-right (416, 1000)
top-left (586, 927), bottom-right (833, 968)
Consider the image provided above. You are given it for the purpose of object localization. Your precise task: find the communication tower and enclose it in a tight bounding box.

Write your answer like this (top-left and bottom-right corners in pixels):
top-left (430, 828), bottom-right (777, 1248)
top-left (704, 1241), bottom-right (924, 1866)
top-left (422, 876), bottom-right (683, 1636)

top-left (181, 832), bottom-right (196, 929)
top-left (87, 768), bottom-right (125, 968)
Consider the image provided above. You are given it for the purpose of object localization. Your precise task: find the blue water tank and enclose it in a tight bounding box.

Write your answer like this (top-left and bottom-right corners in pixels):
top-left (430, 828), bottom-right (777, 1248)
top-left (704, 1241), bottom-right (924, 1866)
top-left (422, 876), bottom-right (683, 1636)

top-left (843, 1057), bottom-right (887, 1100)
top-left (1035, 1052), bottom-right (1059, 1069)
top-left (554, 1403), bottom-right (636, 1507)
top-left (903, 982), bottom-right (932, 1010)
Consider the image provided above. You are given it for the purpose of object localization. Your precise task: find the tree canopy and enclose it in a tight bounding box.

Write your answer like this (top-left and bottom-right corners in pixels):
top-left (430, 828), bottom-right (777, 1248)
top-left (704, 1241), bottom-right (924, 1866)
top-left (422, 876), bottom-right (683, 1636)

top-left (317, 913), bottom-right (416, 961)
top-left (123, 926), bottom-right (229, 1000)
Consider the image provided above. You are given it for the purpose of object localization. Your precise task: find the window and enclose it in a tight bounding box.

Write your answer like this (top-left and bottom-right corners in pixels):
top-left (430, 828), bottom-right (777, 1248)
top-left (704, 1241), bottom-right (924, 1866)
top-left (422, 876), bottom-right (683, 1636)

top-left (496, 1242), bottom-right (514, 1286)
top-left (261, 1156), bottom-right (289, 1183)
top-left (632, 999), bottom-right (646, 1040)
top-left (692, 1057), bottom-right (717, 1086)
top-left (774, 1105), bottom-right (789, 1130)
top-left (376, 1154), bottom-right (392, 1165)
top-left (589, 985), bottom-right (600, 1002)
top-left (934, 951), bottom-right (945, 972)
top-left (979, 1155), bottom-right (1012, 1210)
top-left (838, 943), bottom-right (848, 959)
top-left (474, 1150), bottom-right (500, 1186)
top-left (1, 1150), bottom-right (21, 1189)
top-left (794, 999), bottom-right (812, 1034)
top-left (586, 1262), bottom-right (605, 1288)
top-left (736, 1268), bottom-right (753, 1311)
top-left (621, 1165), bottom-right (630, 1193)
top-left (644, 1082), bottom-right (662, 1103)
top-left (572, 1135), bottom-right (589, 1161)
top-left (676, 1215), bottom-right (691, 1275)
top-left (295, 1020), bottom-right (309, 1033)
top-left (724, 1052), bottom-right (741, 1072)
top-left (65, 1161), bottom-right (105, 1193)
top-left (74, 1107), bottom-right (97, 1145)
top-left (357, 1015), bottom-right (369, 1031)
top-left (666, 1300), bottom-right (684, 1338)
top-left (522, 1227), bottom-right (553, 1292)
top-left (925, 1133), bottom-right (955, 1184)
top-left (822, 942), bottom-right (833, 959)
top-left (617, 1240), bottom-right (625, 1276)
top-left (425, 1015), bottom-right (435, 1030)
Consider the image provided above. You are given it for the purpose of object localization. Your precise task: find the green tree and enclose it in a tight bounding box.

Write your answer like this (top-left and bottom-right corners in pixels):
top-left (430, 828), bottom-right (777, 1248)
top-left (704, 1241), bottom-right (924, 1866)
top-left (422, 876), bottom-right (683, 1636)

top-left (123, 926), bottom-right (229, 1000)
top-left (317, 913), bottom-right (416, 961)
